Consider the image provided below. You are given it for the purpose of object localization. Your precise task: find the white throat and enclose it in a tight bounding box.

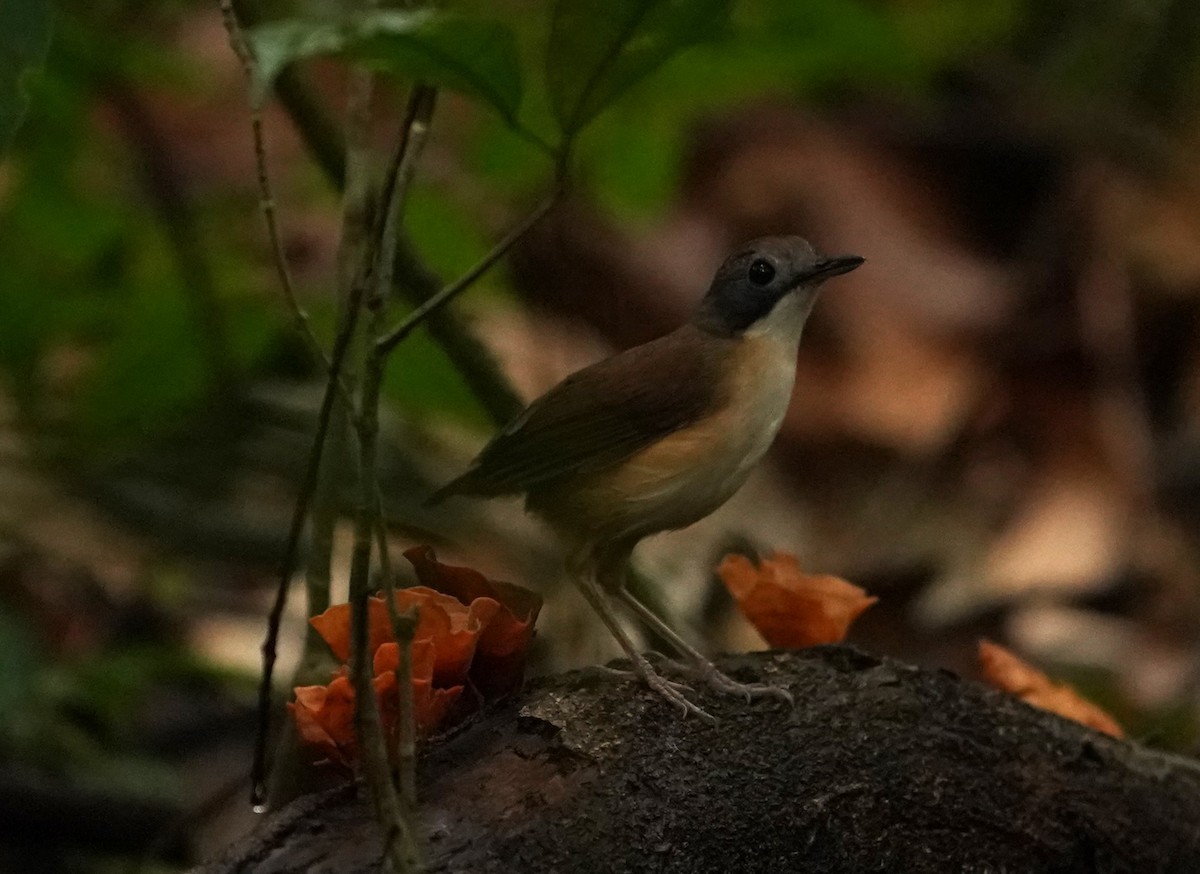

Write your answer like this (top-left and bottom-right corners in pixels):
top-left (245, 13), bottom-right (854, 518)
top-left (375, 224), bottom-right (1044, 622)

top-left (743, 290), bottom-right (816, 348)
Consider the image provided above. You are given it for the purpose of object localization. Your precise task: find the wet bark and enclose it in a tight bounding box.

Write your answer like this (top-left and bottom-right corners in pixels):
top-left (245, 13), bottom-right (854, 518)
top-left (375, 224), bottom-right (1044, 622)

top-left (199, 647), bottom-right (1200, 874)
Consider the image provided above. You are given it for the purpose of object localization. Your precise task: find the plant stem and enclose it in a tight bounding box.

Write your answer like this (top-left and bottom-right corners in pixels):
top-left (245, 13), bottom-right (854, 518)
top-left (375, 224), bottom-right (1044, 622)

top-left (337, 40), bottom-right (422, 869)
top-left (230, 0), bottom-right (347, 187)
top-left (221, 0), bottom-right (325, 363)
top-left (349, 352), bottom-right (421, 871)
top-left (363, 82), bottom-right (435, 813)
top-left (394, 607), bottom-right (418, 810)
top-left (392, 239), bottom-right (524, 426)
top-left (371, 482), bottom-right (418, 803)
top-left (228, 0), bottom-right (525, 427)
top-left (221, 0), bottom-right (363, 806)
top-left (377, 192), bottom-right (560, 355)
top-left (377, 86), bottom-right (437, 278)
top-left (249, 320), bottom-right (348, 806)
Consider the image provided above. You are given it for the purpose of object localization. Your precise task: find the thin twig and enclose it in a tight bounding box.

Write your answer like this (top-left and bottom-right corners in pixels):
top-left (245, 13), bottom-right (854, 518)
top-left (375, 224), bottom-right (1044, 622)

top-left (372, 482), bottom-right (419, 803)
top-left (220, 0), bottom-right (331, 373)
top-left (364, 82), bottom-right (436, 818)
top-left (229, 0), bottom-right (346, 186)
top-left (350, 355), bottom-right (422, 872)
top-left (222, 0), bottom-right (365, 807)
top-left (224, 0), bottom-right (559, 831)
top-left (378, 86), bottom-right (437, 275)
top-left (377, 191), bottom-right (561, 355)
top-left (339, 50), bottom-right (422, 872)
top-left (369, 418), bottom-right (414, 800)
top-left (244, 106), bottom-right (374, 806)
top-left (393, 239), bottom-right (524, 425)
top-left (223, 5), bottom-right (526, 428)
top-left (222, 0), bottom-right (361, 420)
top-left (248, 269), bottom-right (368, 805)
top-left (393, 603), bottom-right (419, 810)
top-left (374, 85), bottom-right (438, 288)
top-left (248, 321), bottom-right (348, 806)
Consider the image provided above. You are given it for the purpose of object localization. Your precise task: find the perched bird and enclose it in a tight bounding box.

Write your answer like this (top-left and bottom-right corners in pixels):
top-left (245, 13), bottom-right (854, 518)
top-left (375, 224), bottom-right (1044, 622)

top-left (430, 236), bottom-right (863, 717)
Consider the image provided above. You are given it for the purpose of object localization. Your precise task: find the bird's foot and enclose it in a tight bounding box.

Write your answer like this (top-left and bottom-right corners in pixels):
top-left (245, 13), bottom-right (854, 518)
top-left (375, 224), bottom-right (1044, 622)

top-left (601, 655), bottom-right (716, 723)
top-left (650, 680), bottom-right (715, 723)
top-left (590, 650), bottom-right (670, 679)
top-left (677, 659), bottom-right (794, 707)
top-left (639, 659), bottom-right (716, 723)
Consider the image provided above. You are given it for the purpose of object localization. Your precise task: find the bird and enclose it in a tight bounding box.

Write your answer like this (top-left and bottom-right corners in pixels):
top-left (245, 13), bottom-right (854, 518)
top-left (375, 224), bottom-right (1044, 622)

top-left (429, 236), bottom-right (864, 717)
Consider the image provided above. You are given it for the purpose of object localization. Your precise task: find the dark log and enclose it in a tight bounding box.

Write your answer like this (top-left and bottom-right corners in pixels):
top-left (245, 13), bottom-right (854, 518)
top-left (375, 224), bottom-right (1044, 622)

top-left (199, 647), bottom-right (1200, 873)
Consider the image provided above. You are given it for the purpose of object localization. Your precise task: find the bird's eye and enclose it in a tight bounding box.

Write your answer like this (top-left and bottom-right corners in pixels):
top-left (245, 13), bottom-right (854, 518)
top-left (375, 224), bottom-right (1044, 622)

top-left (748, 259), bottom-right (775, 286)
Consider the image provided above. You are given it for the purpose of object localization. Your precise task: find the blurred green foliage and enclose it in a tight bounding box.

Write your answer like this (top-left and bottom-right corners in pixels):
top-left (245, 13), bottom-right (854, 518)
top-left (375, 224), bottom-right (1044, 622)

top-left (545, 0), bottom-right (734, 137)
top-left (1020, 0), bottom-right (1200, 123)
top-left (0, 595), bottom-right (223, 799)
top-left (248, 10), bottom-right (524, 120)
top-left (3, 0), bottom-right (1200, 461)
top-left (0, 0), bottom-right (52, 151)
top-left (473, 0), bottom-right (1019, 215)
top-left (0, 0), bottom-right (1026, 467)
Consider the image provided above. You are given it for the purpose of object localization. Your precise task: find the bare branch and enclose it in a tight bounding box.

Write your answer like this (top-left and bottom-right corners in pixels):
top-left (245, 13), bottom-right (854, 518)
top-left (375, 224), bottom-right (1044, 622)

top-left (364, 82), bottom-right (437, 823)
top-left (249, 316), bottom-right (357, 807)
top-left (377, 192), bottom-right (560, 356)
top-left (370, 496), bottom-right (419, 807)
top-left (222, 0), bottom-right (368, 808)
top-left (219, 0), bottom-right (332, 374)
top-left (375, 86), bottom-right (438, 300)
top-left (339, 57), bottom-right (422, 874)
top-left (350, 353), bottom-right (422, 872)
top-left (220, 11), bottom-right (525, 427)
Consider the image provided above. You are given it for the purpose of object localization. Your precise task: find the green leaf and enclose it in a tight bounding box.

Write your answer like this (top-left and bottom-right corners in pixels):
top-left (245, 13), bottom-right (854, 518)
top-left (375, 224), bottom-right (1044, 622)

top-left (546, 0), bottom-right (732, 137)
top-left (0, 0), bottom-right (52, 152)
top-left (248, 10), bottom-right (522, 122)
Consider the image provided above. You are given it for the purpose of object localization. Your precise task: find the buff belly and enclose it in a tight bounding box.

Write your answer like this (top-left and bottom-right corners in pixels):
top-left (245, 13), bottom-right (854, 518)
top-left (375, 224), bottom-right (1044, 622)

top-left (531, 334), bottom-right (798, 544)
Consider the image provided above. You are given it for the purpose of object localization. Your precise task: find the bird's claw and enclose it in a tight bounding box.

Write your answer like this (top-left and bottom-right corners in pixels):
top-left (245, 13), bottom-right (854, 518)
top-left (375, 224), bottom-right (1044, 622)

top-left (678, 661), bottom-right (795, 707)
top-left (605, 656), bottom-right (716, 723)
top-left (642, 667), bottom-right (716, 723)
top-left (600, 662), bottom-right (699, 698)
top-left (594, 654), bottom-right (791, 713)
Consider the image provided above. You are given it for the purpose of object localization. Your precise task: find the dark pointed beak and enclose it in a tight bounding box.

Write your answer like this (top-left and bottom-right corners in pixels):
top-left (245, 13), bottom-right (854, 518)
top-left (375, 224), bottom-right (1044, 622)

top-left (797, 254), bottom-right (865, 284)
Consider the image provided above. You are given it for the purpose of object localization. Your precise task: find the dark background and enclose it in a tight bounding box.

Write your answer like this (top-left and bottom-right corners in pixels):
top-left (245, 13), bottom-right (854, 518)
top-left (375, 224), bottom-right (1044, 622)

top-left (3, 0), bottom-right (1200, 870)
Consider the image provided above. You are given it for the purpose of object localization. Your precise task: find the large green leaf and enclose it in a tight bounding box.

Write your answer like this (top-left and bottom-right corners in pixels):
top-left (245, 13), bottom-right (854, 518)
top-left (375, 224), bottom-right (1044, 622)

top-left (546, 0), bottom-right (732, 137)
top-left (0, 0), bottom-right (52, 152)
top-left (248, 10), bottom-right (522, 122)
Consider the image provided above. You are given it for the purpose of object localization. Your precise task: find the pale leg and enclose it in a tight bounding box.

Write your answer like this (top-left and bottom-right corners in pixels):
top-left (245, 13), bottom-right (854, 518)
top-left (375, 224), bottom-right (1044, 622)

top-left (617, 587), bottom-right (794, 706)
top-left (573, 568), bottom-right (716, 723)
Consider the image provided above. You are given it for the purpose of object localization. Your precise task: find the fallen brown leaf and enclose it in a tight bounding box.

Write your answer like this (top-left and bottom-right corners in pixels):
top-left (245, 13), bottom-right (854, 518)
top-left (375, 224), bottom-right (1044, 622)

top-left (978, 639), bottom-right (1124, 739)
top-left (717, 551), bottom-right (877, 649)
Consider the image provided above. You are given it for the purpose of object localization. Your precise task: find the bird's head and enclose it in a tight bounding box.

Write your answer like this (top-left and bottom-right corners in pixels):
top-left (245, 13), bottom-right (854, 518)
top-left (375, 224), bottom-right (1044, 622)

top-left (693, 236), bottom-right (863, 340)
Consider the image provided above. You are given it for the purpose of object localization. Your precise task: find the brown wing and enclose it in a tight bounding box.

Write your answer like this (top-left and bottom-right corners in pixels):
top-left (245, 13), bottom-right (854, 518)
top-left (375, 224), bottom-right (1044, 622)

top-left (430, 325), bottom-right (727, 501)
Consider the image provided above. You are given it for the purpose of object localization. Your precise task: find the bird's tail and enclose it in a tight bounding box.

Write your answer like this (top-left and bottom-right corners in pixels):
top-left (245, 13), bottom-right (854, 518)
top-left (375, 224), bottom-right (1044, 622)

top-left (423, 479), bottom-right (461, 508)
top-left (423, 468), bottom-right (483, 508)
